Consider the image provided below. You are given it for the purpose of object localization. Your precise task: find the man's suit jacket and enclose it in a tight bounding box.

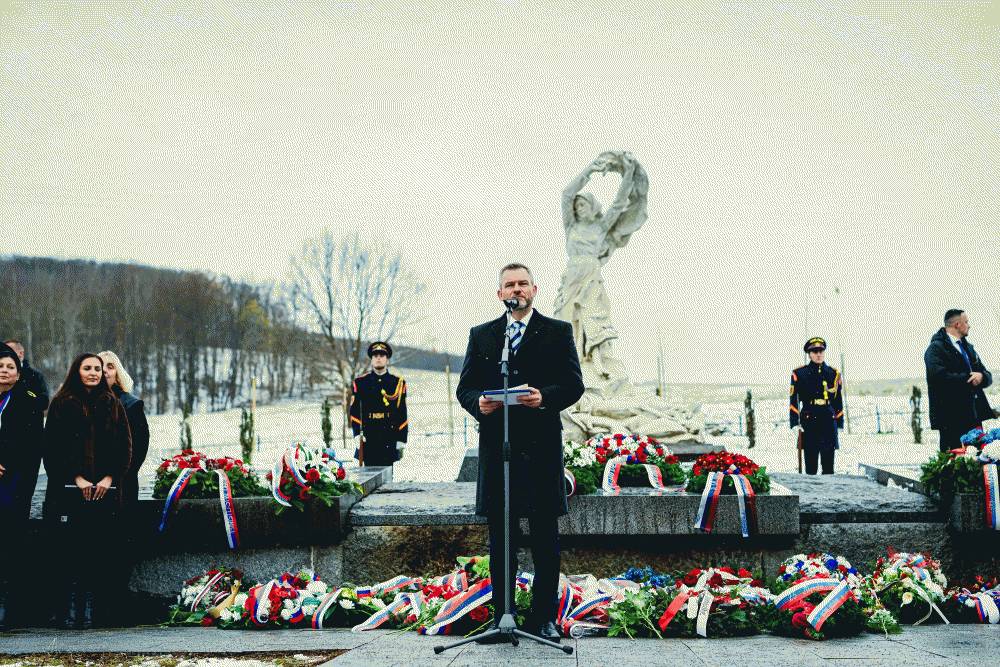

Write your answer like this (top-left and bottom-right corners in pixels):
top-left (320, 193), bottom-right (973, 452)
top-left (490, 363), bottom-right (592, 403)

top-left (924, 327), bottom-right (994, 431)
top-left (456, 310), bottom-right (584, 517)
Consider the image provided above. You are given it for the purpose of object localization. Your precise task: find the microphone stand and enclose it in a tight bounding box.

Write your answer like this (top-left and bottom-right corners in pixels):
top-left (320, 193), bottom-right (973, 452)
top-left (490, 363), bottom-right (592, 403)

top-left (435, 301), bottom-right (572, 655)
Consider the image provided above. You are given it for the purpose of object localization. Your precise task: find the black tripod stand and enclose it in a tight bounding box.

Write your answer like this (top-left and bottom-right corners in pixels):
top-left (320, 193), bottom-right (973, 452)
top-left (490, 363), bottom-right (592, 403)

top-left (434, 304), bottom-right (573, 656)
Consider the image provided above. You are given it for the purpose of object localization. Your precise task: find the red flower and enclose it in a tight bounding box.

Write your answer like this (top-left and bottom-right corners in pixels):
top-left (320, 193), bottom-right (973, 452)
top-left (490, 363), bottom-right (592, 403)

top-left (306, 468), bottom-right (321, 483)
top-left (265, 471), bottom-right (273, 481)
top-left (791, 611), bottom-right (809, 629)
top-left (405, 613), bottom-right (418, 624)
top-left (469, 605), bottom-right (489, 622)
top-left (683, 569), bottom-right (700, 587)
top-left (298, 487), bottom-right (311, 501)
top-left (738, 568), bottom-right (752, 579)
top-left (635, 448), bottom-right (648, 463)
top-left (336, 467), bottom-right (346, 481)
top-left (201, 616), bottom-right (214, 626)
top-left (708, 573), bottom-right (724, 588)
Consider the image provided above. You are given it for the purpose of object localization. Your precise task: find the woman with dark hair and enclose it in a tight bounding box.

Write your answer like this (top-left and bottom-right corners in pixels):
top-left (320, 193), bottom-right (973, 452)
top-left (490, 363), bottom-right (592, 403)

top-left (0, 343), bottom-right (46, 630)
top-left (98, 351), bottom-right (149, 505)
top-left (44, 353), bottom-right (132, 629)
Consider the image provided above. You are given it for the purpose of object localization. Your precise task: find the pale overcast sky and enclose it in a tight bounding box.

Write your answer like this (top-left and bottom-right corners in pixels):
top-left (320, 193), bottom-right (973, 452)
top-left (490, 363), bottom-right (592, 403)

top-left (3, 1), bottom-right (998, 384)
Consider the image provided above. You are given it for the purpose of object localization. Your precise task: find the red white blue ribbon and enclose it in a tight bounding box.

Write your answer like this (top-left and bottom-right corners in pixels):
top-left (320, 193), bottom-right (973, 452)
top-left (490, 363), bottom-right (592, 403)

top-left (311, 588), bottom-right (342, 629)
top-left (600, 455), bottom-right (674, 494)
top-left (555, 576), bottom-right (575, 623)
top-left (351, 594), bottom-right (411, 632)
top-left (694, 467), bottom-right (756, 537)
top-left (602, 456), bottom-right (626, 494)
top-left (158, 468), bottom-right (195, 532)
top-left (373, 575), bottom-right (421, 597)
top-left (440, 570), bottom-right (469, 592)
top-left (216, 470), bottom-right (239, 549)
top-left (189, 570), bottom-right (226, 612)
top-left (694, 471), bottom-right (725, 533)
top-left (774, 577), bottom-right (839, 610)
top-left (957, 589), bottom-right (1000, 624)
top-left (422, 578), bottom-right (492, 635)
top-left (250, 582), bottom-right (275, 626)
top-left (805, 580), bottom-right (853, 631)
top-left (158, 467), bottom-right (239, 550)
top-left (983, 463), bottom-right (999, 530)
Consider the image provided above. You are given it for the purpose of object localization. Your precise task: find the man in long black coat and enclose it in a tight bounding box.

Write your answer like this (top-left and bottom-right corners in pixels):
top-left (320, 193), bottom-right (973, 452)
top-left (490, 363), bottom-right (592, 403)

top-left (924, 309), bottom-right (994, 452)
top-left (456, 263), bottom-right (584, 642)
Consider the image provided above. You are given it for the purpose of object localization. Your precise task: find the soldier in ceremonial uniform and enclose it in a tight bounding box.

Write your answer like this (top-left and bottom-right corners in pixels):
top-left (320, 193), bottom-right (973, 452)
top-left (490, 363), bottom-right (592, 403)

top-left (789, 337), bottom-right (845, 475)
top-left (349, 341), bottom-right (408, 468)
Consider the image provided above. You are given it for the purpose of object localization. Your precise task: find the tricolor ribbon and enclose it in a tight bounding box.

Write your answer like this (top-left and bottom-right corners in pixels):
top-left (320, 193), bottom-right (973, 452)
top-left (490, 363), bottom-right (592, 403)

top-left (311, 588), bottom-right (342, 629)
top-left (216, 470), bottom-right (239, 549)
top-left (250, 581), bottom-right (275, 626)
top-left (982, 463), bottom-right (999, 530)
top-left (694, 471), bottom-right (725, 533)
top-left (159, 467), bottom-right (239, 549)
top-left (440, 570), bottom-right (468, 592)
top-left (158, 468), bottom-right (195, 532)
top-left (694, 466), bottom-right (757, 537)
top-left (774, 577), bottom-right (840, 611)
top-left (351, 594), bottom-right (412, 632)
top-left (958, 589), bottom-right (1000, 624)
top-left (189, 570), bottom-right (226, 612)
top-left (373, 575), bottom-right (421, 597)
top-left (805, 580), bottom-right (853, 631)
top-left (555, 576), bottom-right (575, 623)
top-left (422, 578), bottom-right (492, 635)
top-left (601, 455), bottom-right (678, 494)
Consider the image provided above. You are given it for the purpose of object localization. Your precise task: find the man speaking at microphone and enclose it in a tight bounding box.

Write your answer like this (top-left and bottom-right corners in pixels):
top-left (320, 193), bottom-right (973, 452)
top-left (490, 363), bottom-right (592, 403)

top-left (456, 263), bottom-right (584, 642)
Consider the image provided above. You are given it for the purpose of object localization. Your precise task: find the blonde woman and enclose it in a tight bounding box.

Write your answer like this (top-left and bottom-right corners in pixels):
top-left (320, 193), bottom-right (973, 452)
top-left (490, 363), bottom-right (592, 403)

top-left (98, 351), bottom-right (149, 505)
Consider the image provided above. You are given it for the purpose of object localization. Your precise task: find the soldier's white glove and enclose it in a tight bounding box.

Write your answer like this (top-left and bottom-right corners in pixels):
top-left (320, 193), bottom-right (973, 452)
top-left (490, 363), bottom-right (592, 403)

top-left (791, 425), bottom-right (804, 433)
top-left (396, 442), bottom-right (405, 456)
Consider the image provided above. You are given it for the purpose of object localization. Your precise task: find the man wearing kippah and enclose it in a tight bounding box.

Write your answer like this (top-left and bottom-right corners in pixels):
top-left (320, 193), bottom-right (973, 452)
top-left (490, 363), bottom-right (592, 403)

top-left (789, 337), bottom-right (845, 475)
top-left (349, 341), bottom-right (408, 469)
top-left (924, 309), bottom-right (994, 453)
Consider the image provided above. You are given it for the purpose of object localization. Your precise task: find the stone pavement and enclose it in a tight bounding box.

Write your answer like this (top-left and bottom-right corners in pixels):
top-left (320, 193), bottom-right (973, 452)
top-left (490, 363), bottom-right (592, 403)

top-left (2, 625), bottom-right (997, 666)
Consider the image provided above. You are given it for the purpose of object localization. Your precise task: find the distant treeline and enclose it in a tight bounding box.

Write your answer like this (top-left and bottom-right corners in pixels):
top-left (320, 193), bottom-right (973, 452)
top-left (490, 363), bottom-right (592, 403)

top-left (0, 256), bottom-right (459, 414)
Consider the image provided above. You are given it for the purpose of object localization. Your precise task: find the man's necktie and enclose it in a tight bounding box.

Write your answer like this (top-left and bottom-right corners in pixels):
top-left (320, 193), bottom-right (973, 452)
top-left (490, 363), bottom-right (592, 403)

top-left (958, 339), bottom-right (972, 369)
top-left (508, 320), bottom-right (524, 355)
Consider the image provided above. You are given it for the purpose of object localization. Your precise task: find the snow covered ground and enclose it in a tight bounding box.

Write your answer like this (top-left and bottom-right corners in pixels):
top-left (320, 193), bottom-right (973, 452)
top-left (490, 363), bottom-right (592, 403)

top-left (144, 369), bottom-right (999, 482)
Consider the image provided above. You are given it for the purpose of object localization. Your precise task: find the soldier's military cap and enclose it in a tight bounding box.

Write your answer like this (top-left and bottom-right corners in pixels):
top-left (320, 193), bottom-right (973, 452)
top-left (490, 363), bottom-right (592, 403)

top-left (804, 337), bottom-right (827, 353)
top-left (368, 341), bottom-right (392, 358)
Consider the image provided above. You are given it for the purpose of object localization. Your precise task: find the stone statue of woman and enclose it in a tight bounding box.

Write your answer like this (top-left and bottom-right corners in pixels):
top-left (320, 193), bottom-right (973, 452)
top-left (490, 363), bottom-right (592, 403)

top-left (554, 151), bottom-right (703, 443)
top-left (554, 150), bottom-right (648, 393)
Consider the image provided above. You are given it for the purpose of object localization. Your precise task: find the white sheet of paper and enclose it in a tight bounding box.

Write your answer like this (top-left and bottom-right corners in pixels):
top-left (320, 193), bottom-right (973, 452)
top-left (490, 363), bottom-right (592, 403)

top-left (482, 385), bottom-right (530, 405)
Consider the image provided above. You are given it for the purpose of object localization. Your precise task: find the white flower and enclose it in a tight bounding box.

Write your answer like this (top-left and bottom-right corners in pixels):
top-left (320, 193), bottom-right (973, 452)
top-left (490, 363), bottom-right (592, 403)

top-left (982, 443), bottom-right (1000, 462)
top-left (901, 592), bottom-right (914, 605)
top-left (302, 604), bottom-right (317, 615)
top-left (964, 446), bottom-right (979, 460)
top-left (234, 593), bottom-right (248, 607)
top-left (307, 581), bottom-right (327, 595)
top-left (280, 608), bottom-right (292, 621)
top-left (340, 599), bottom-right (355, 609)
top-left (283, 599), bottom-right (297, 610)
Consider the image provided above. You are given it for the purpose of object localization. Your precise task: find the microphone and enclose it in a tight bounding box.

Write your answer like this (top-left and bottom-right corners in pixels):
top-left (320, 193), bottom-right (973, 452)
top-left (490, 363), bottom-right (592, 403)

top-left (503, 298), bottom-right (521, 312)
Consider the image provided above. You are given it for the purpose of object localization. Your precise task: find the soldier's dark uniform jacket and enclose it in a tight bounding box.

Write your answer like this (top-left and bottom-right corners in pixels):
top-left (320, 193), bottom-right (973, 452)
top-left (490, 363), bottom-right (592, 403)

top-left (789, 362), bottom-right (844, 451)
top-left (349, 371), bottom-right (408, 466)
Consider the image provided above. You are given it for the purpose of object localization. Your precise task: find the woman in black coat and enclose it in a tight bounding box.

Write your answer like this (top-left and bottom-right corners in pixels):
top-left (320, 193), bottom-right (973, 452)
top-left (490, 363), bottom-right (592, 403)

top-left (0, 344), bottom-right (46, 630)
top-left (44, 353), bottom-right (132, 629)
top-left (99, 351), bottom-right (149, 505)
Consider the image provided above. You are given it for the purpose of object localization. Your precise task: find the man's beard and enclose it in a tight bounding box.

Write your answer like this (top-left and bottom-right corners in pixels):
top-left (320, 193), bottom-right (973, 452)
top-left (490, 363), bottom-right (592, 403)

top-left (514, 296), bottom-right (533, 311)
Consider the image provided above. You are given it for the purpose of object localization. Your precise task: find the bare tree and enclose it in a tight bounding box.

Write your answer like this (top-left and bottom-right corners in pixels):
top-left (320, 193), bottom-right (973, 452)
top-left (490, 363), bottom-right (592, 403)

top-left (289, 229), bottom-right (425, 395)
